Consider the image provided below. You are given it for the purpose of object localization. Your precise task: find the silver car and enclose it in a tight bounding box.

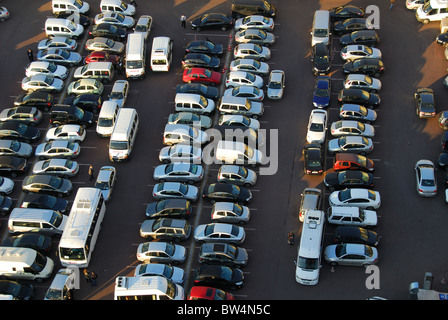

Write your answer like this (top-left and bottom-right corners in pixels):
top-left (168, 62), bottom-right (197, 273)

top-left (233, 43), bottom-right (271, 61)
top-left (85, 37), bottom-right (125, 54)
top-left (0, 106), bottom-right (43, 126)
top-left (324, 243), bottom-right (378, 267)
top-left (340, 45), bottom-right (382, 61)
top-left (153, 163), bottom-right (204, 184)
top-left (0, 6), bottom-right (9, 22)
top-left (235, 29), bottom-right (275, 46)
top-left (35, 141), bottom-right (80, 160)
top-left (109, 80), bottom-right (129, 107)
top-left (36, 49), bottom-right (82, 67)
top-left (136, 241), bottom-right (187, 265)
top-left (328, 136), bottom-right (374, 155)
top-left (45, 124), bottom-right (86, 142)
top-left (152, 182), bottom-right (199, 202)
top-left (266, 70), bottom-right (285, 100)
top-left (21, 75), bottom-right (64, 93)
top-left (194, 223), bottom-right (246, 245)
top-left (159, 144), bottom-right (202, 164)
top-left (344, 74), bottom-right (382, 93)
top-left (234, 15), bottom-right (274, 31)
top-left (226, 71), bottom-right (264, 88)
top-left (230, 59), bottom-right (269, 76)
top-left (217, 165), bottom-right (257, 187)
top-left (415, 160), bottom-right (437, 197)
top-left (134, 263), bottom-right (185, 285)
top-left (223, 85), bottom-right (264, 101)
top-left (94, 12), bottom-right (135, 28)
top-left (94, 166), bottom-right (117, 201)
top-left (218, 114), bottom-right (260, 131)
top-left (67, 79), bottom-right (104, 96)
top-left (339, 104), bottom-right (377, 123)
top-left (25, 62), bottom-right (68, 80)
top-left (133, 15), bottom-right (153, 40)
top-left (211, 202), bottom-right (251, 224)
top-left (167, 112), bottom-right (212, 129)
top-left (330, 120), bottom-right (375, 137)
top-left (32, 159), bottom-right (79, 178)
top-left (0, 140), bottom-right (33, 158)
top-left (37, 37), bottom-right (78, 51)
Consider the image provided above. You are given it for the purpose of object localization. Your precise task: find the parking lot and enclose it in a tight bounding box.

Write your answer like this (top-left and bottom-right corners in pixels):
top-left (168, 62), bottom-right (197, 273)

top-left (1, 0), bottom-right (448, 302)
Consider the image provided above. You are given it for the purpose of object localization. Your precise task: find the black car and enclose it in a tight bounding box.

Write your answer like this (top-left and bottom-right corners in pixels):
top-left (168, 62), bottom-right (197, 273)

top-left (89, 23), bottom-right (127, 41)
top-left (63, 94), bottom-right (103, 114)
top-left (2, 232), bottom-right (52, 254)
top-left (202, 183), bottom-right (252, 204)
top-left (181, 53), bottom-right (221, 70)
top-left (311, 42), bottom-right (330, 75)
top-left (343, 58), bottom-right (385, 77)
top-left (50, 105), bottom-right (94, 127)
top-left (333, 18), bottom-right (369, 35)
top-left (176, 83), bottom-right (219, 100)
top-left (324, 170), bottom-right (374, 191)
top-left (0, 280), bottom-right (35, 300)
top-left (0, 156), bottom-right (28, 177)
top-left (145, 199), bottom-right (192, 219)
top-left (415, 88), bottom-right (436, 118)
top-left (0, 122), bottom-right (40, 143)
top-left (333, 226), bottom-right (379, 247)
top-left (14, 92), bottom-right (53, 111)
top-left (21, 193), bottom-right (69, 214)
top-left (185, 40), bottom-right (224, 56)
top-left (54, 11), bottom-right (91, 28)
top-left (191, 13), bottom-right (234, 31)
top-left (0, 195), bottom-right (13, 215)
top-left (436, 32), bottom-right (448, 46)
top-left (340, 30), bottom-right (380, 47)
top-left (198, 243), bottom-right (248, 268)
top-left (330, 5), bottom-right (365, 21)
top-left (337, 88), bottom-right (380, 108)
top-left (193, 264), bottom-right (244, 290)
top-left (22, 174), bottom-right (73, 197)
top-left (302, 143), bottom-right (323, 175)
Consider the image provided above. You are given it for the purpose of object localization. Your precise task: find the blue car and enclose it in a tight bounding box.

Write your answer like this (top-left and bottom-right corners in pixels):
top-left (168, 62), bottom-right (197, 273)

top-left (313, 76), bottom-right (331, 108)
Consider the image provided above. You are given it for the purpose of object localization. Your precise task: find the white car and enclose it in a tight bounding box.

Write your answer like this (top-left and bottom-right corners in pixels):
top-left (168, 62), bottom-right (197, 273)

top-left (329, 188), bottom-right (381, 209)
top-left (45, 124), bottom-right (86, 142)
top-left (67, 79), bottom-right (104, 96)
top-left (194, 223), bottom-right (246, 245)
top-left (94, 12), bottom-right (135, 28)
top-left (266, 70), bottom-right (285, 100)
top-left (94, 166), bottom-right (117, 201)
top-left (327, 206), bottom-right (378, 227)
top-left (35, 141), bottom-right (81, 159)
top-left (223, 85), bottom-right (264, 101)
top-left (415, 160), bottom-right (437, 197)
top-left (211, 202), bottom-right (251, 224)
top-left (230, 59), bottom-right (269, 76)
top-left (226, 71), bottom-right (263, 88)
top-left (37, 37), bottom-right (78, 51)
top-left (234, 15), bottom-right (274, 31)
top-left (306, 109), bottom-right (328, 144)
top-left (21, 75), bottom-right (64, 93)
top-left (330, 120), bottom-right (375, 137)
top-left (233, 43), bottom-right (271, 61)
top-left (0, 6), bottom-right (9, 23)
top-left (158, 144), bottom-right (202, 164)
top-left (344, 74), bottom-right (382, 93)
top-left (340, 45), bottom-right (382, 61)
top-left (218, 114), bottom-right (260, 131)
top-left (109, 80), bottom-right (129, 107)
top-left (0, 176), bottom-right (14, 195)
top-left (25, 61), bottom-right (68, 80)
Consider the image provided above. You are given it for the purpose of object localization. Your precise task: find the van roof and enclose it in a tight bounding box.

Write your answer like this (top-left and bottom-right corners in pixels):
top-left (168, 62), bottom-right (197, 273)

top-left (84, 61), bottom-right (113, 69)
top-left (45, 18), bottom-right (75, 26)
top-left (0, 247), bottom-right (37, 264)
top-left (10, 208), bottom-right (59, 221)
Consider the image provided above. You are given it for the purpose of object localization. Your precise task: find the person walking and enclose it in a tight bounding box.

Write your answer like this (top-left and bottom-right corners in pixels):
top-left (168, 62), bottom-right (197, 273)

top-left (117, 59), bottom-right (123, 75)
top-left (90, 271), bottom-right (97, 286)
top-left (27, 49), bottom-right (34, 62)
top-left (180, 14), bottom-right (187, 29)
top-left (88, 165), bottom-right (94, 181)
top-left (389, 0), bottom-right (396, 10)
top-left (83, 269), bottom-right (91, 283)
top-left (288, 231), bottom-right (295, 245)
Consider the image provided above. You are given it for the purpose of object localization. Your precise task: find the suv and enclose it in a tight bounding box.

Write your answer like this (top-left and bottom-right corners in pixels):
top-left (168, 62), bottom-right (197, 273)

top-left (63, 94), bottom-right (102, 114)
top-left (337, 88), bottom-right (380, 108)
top-left (198, 243), bottom-right (248, 268)
top-left (299, 187), bottom-right (322, 222)
top-left (139, 218), bottom-right (192, 242)
top-left (50, 105), bottom-right (94, 127)
top-left (343, 58), bottom-right (384, 77)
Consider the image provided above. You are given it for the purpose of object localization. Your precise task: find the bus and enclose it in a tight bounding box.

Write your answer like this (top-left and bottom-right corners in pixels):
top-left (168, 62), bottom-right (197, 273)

top-left (58, 188), bottom-right (106, 268)
top-left (114, 276), bottom-right (184, 300)
top-left (295, 209), bottom-right (325, 285)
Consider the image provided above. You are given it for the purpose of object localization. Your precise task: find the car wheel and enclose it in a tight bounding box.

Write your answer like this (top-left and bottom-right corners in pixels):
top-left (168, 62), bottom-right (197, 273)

top-left (330, 262), bottom-right (338, 267)
top-left (367, 206), bottom-right (374, 210)
top-left (57, 193), bottom-right (64, 198)
top-left (11, 172), bottom-right (17, 178)
top-left (0, 18), bottom-right (5, 23)
top-left (162, 159), bottom-right (170, 164)
top-left (244, 183), bottom-right (252, 188)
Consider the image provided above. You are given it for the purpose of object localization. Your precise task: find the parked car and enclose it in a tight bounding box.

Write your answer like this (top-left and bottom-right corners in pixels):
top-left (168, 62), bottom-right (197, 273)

top-left (182, 67), bottom-right (221, 86)
top-left (25, 61), bottom-right (68, 80)
top-left (302, 143), bottom-right (324, 175)
top-left (343, 58), bottom-right (384, 77)
top-left (226, 71), bottom-right (263, 88)
top-left (22, 174), bottom-right (72, 197)
top-left (0, 176), bottom-right (13, 195)
top-left (266, 70), bottom-right (285, 99)
top-left (330, 5), bottom-right (365, 21)
top-left (187, 286), bottom-right (234, 300)
top-left (50, 105), bottom-right (94, 127)
top-left (89, 23), bottom-right (126, 41)
top-left (0, 140), bottom-right (32, 158)
top-left (0, 280), bottom-right (34, 300)
top-left (2, 232), bottom-right (52, 254)
top-left (14, 92), bottom-right (53, 111)
top-left (210, 202), bottom-right (250, 225)
top-left (235, 29), bottom-right (275, 46)
top-left (176, 83), bottom-right (219, 100)
top-left (0, 122), bottom-right (40, 143)
top-left (35, 141), bottom-right (80, 160)
top-left (230, 58), bottom-right (269, 76)
top-left (202, 183), bottom-right (252, 204)
top-left (223, 85), bottom-right (264, 101)
top-left (339, 30), bottom-right (380, 47)
top-left (32, 159), bottom-right (79, 178)
top-left (234, 15), bottom-right (274, 31)
top-left (306, 109), bottom-right (328, 144)
top-left (133, 15), bottom-right (153, 40)
top-left (328, 188), bottom-right (381, 209)
top-left (67, 79), bottom-right (104, 95)
top-left (20, 193), bottom-right (69, 213)
top-left (193, 265), bottom-right (244, 290)
top-left (233, 43), bottom-right (271, 61)
top-left (45, 124), bottom-right (86, 142)
top-left (327, 206), bottom-right (378, 227)
top-left (333, 226), bottom-right (379, 247)
top-left (333, 18), bottom-right (370, 35)
top-left (37, 37), bottom-right (77, 51)
top-left (199, 243), bottom-right (248, 268)
top-left (85, 37), bottom-right (124, 54)
top-left (158, 144), bottom-right (202, 164)
top-left (168, 112), bottom-right (212, 129)
top-left (194, 223), bottom-right (246, 245)
top-left (153, 163), bottom-right (203, 184)
top-left (333, 153), bottom-right (375, 172)
top-left (84, 51), bottom-right (119, 66)
top-left (181, 53), bottom-right (220, 70)
top-left (340, 45), bottom-right (382, 61)
top-left (312, 76), bottom-right (331, 108)
top-left (36, 49), bottom-right (82, 66)
top-left (324, 170), bottom-right (374, 191)
top-left (311, 42), bottom-right (330, 75)
top-left (136, 241), bottom-right (187, 265)
top-left (0, 107), bottom-right (42, 127)
top-left (145, 199), bottom-right (192, 219)
top-left (324, 243), bottom-right (378, 266)
top-left (185, 40), bottom-right (223, 55)
top-left (330, 120), bottom-right (375, 137)
top-left (344, 74), bottom-right (382, 93)
top-left (415, 88), bottom-right (436, 118)
top-left (93, 166), bottom-right (116, 202)
top-left (339, 104), bottom-right (377, 124)
top-left (152, 182), bottom-right (199, 202)
top-left (415, 160), bottom-right (437, 197)
top-left (190, 13), bottom-right (233, 31)
top-left (218, 114), bottom-right (260, 131)
top-left (0, 7), bottom-right (8, 23)
top-left (328, 135), bottom-right (374, 155)
top-left (109, 80), bottom-right (129, 107)
top-left (134, 263), bottom-right (185, 285)
top-left (217, 165), bottom-right (257, 187)
top-left (0, 156), bottom-right (27, 177)
top-left (21, 75), bottom-right (64, 93)
top-left (140, 218), bottom-right (191, 242)
top-left (337, 88), bottom-right (380, 108)
top-left (94, 12), bottom-right (135, 28)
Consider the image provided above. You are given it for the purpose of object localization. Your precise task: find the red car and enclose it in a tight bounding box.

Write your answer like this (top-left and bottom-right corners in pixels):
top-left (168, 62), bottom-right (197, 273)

top-left (84, 51), bottom-right (119, 65)
top-left (182, 67), bottom-right (221, 86)
top-left (187, 286), bottom-right (234, 300)
top-left (333, 153), bottom-right (374, 172)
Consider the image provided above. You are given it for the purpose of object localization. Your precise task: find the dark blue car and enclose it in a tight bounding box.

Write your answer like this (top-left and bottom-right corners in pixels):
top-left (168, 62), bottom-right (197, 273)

top-left (313, 76), bottom-right (331, 108)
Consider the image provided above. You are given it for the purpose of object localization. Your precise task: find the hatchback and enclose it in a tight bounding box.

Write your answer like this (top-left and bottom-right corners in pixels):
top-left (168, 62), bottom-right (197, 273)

top-left (266, 70), bottom-right (285, 99)
top-left (202, 183), bottom-right (252, 204)
top-left (340, 45), bottom-right (382, 61)
top-left (0, 107), bottom-right (43, 127)
top-left (339, 30), bottom-right (380, 47)
top-left (94, 166), bottom-right (117, 202)
top-left (199, 243), bottom-right (248, 268)
top-left (328, 188), bottom-right (381, 209)
top-left (145, 199), bottom-right (192, 219)
top-left (211, 202), bottom-right (251, 224)
top-left (344, 74), bottom-right (382, 93)
top-left (328, 135), bottom-right (374, 155)
top-left (0, 156), bottom-right (27, 177)
top-left (21, 75), bottom-right (64, 93)
top-left (21, 193), bottom-right (69, 213)
top-left (217, 165), bottom-right (257, 187)
top-left (89, 23), bottom-right (126, 41)
top-left (67, 79), bottom-right (104, 96)
top-left (324, 170), bottom-right (374, 191)
top-left (153, 163), bottom-right (204, 184)
top-left (182, 67), bottom-right (221, 86)
top-left (330, 120), bottom-right (375, 137)
top-left (32, 159), bottom-right (79, 178)
top-left (45, 124), bottom-right (86, 142)
top-left (0, 140), bottom-right (32, 158)
top-left (22, 174), bottom-right (72, 197)
top-left (193, 265), bottom-right (244, 290)
top-left (233, 43), bottom-right (271, 61)
top-left (194, 223), bottom-right (246, 245)
top-left (181, 53), bottom-right (220, 70)
top-left (235, 29), bottom-right (275, 46)
top-left (190, 13), bottom-right (233, 31)
top-left (136, 241), bottom-right (187, 265)
top-left (187, 286), bottom-right (234, 300)
top-left (311, 42), bottom-right (330, 75)
top-left (333, 153), bottom-right (375, 172)
top-left (152, 182), bottom-right (199, 202)
top-left (338, 88), bottom-right (380, 108)
top-left (415, 160), bottom-right (437, 197)
top-left (234, 15), bottom-right (274, 31)
top-left (415, 88), bottom-right (436, 118)
top-left (226, 71), bottom-right (264, 88)
top-left (94, 12), bottom-right (135, 28)
top-left (158, 144), bottom-right (202, 164)
top-left (36, 49), bottom-right (82, 67)
top-left (218, 114), bottom-right (260, 131)
top-left (343, 58), bottom-right (385, 77)
top-left (324, 243), bottom-right (378, 267)
top-left (14, 92), bottom-right (53, 111)
top-left (339, 104), bottom-right (377, 123)
top-left (223, 85), bottom-right (264, 101)
top-left (0, 122), bottom-right (41, 143)
top-left (25, 61), bottom-right (68, 80)
top-left (333, 226), bottom-right (379, 247)
top-left (140, 218), bottom-right (191, 242)
top-left (230, 59), bottom-right (269, 76)
top-left (134, 263), bottom-right (185, 285)
top-left (35, 141), bottom-right (80, 160)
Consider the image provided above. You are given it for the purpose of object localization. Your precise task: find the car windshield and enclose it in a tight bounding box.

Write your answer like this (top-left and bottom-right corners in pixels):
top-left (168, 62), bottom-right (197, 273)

top-left (357, 122), bottom-right (365, 132)
top-left (232, 203), bottom-right (243, 215)
top-left (126, 60), bottom-right (143, 69)
top-left (105, 39), bottom-right (114, 47)
top-left (237, 166), bottom-right (248, 177)
top-left (298, 256), bottom-right (319, 269)
top-left (115, 14), bottom-right (125, 22)
top-left (109, 140), bottom-right (128, 150)
top-left (367, 190), bottom-right (376, 200)
top-left (338, 189), bottom-right (352, 202)
top-left (44, 76), bottom-right (54, 85)
top-left (355, 155), bottom-right (368, 167)
top-left (246, 73), bottom-right (256, 82)
top-left (269, 80), bottom-right (282, 89)
top-left (315, 87), bottom-right (329, 97)
top-left (314, 28), bottom-right (328, 37)
top-left (110, 90), bottom-right (124, 99)
top-left (47, 63), bottom-right (57, 73)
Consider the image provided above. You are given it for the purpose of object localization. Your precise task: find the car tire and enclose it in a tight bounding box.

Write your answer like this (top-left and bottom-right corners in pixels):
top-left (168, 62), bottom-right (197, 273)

top-left (0, 18), bottom-right (5, 23)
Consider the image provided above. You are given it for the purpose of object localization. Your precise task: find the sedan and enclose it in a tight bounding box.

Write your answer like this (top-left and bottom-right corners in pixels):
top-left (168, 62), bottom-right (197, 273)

top-left (339, 104), bottom-right (377, 123)
top-left (36, 49), bottom-right (82, 67)
top-left (94, 166), bottom-right (117, 202)
top-left (85, 37), bottom-right (124, 54)
top-left (182, 68), bottom-right (221, 86)
top-left (176, 83), bottom-right (219, 100)
top-left (266, 70), bottom-right (285, 99)
top-left (199, 243), bottom-right (248, 268)
top-left (0, 156), bottom-right (28, 177)
top-left (211, 202), bottom-right (250, 225)
top-left (328, 136), bottom-right (374, 155)
top-left (233, 43), bottom-right (271, 61)
top-left (25, 62), bottom-right (68, 80)
top-left (35, 141), bottom-right (80, 160)
top-left (94, 12), bottom-right (135, 28)
top-left (217, 165), bottom-right (257, 187)
top-left (134, 263), bottom-right (185, 285)
top-left (136, 241), bottom-right (187, 265)
top-left (218, 114), bottom-right (260, 131)
top-left (230, 58), bottom-right (269, 76)
top-left (324, 170), bottom-right (374, 191)
top-left (37, 37), bottom-right (77, 51)
top-left (333, 18), bottom-right (370, 35)
top-left (343, 58), bottom-right (385, 77)
top-left (193, 265), bottom-right (244, 291)
top-left (21, 75), bottom-right (63, 93)
top-left (333, 226), bottom-right (379, 247)
top-left (145, 199), bottom-right (192, 219)
top-left (0, 140), bottom-right (33, 158)
top-left (341, 45), bottom-right (382, 61)
top-left (168, 112), bottom-right (212, 129)
top-left (330, 5), bottom-right (365, 21)
top-left (340, 30), bottom-right (380, 47)
top-left (0, 176), bottom-right (14, 195)
top-left (0, 122), bottom-right (40, 143)
top-left (21, 193), bottom-right (69, 213)
top-left (84, 51), bottom-right (119, 66)
top-left (89, 23), bottom-right (126, 41)
top-left (415, 88), bottom-right (436, 118)
top-left (324, 243), bottom-right (378, 267)
top-left (3, 233), bottom-right (52, 254)
top-left (328, 188), bottom-right (381, 209)
top-left (67, 79), bottom-right (104, 96)
top-left (306, 109), bottom-right (328, 144)
top-left (330, 120), bottom-right (375, 137)
top-left (0, 280), bottom-right (34, 301)
top-left (234, 15), bottom-right (274, 31)
top-left (415, 160), bottom-right (437, 197)
top-left (153, 163), bottom-right (203, 184)
top-left (311, 42), bottom-right (330, 75)
top-left (194, 223), bottom-right (246, 245)
top-left (0, 195), bottom-right (13, 215)
top-left (185, 40), bottom-right (223, 56)
top-left (223, 85), bottom-right (264, 101)
top-left (45, 125), bottom-right (86, 142)
top-left (0, 107), bottom-right (42, 126)
top-left (338, 88), bottom-right (380, 108)
top-left (235, 29), bottom-right (275, 46)
top-left (159, 144), bottom-right (202, 164)
top-left (181, 53), bottom-right (220, 70)
top-left (190, 13), bottom-right (233, 31)
top-left (303, 143), bottom-right (324, 175)
top-left (32, 159), bottom-right (79, 178)
top-left (202, 183), bottom-right (252, 205)
top-left (152, 182), bottom-right (199, 202)
top-left (22, 174), bottom-right (72, 197)
top-left (312, 76), bottom-right (331, 108)
top-left (344, 74), bottom-right (382, 93)
top-left (14, 92), bottom-right (53, 110)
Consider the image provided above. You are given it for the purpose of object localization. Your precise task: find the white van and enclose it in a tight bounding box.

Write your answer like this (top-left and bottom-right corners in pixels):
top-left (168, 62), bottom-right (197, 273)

top-left (45, 18), bottom-right (84, 39)
top-left (109, 108), bottom-right (139, 162)
top-left (311, 10), bottom-right (331, 46)
top-left (0, 247), bottom-right (54, 282)
top-left (416, 0), bottom-right (448, 23)
top-left (100, 0), bottom-right (135, 16)
top-left (114, 276), bottom-right (184, 300)
top-left (74, 62), bottom-right (114, 83)
top-left (175, 93), bottom-right (215, 115)
top-left (219, 96), bottom-right (264, 119)
top-left (126, 33), bottom-right (146, 79)
top-left (96, 100), bottom-right (120, 137)
top-left (150, 36), bottom-right (173, 72)
top-left (8, 208), bottom-right (67, 236)
top-left (52, 0), bottom-right (90, 15)
top-left (216, 140), bottom-right (263, 166)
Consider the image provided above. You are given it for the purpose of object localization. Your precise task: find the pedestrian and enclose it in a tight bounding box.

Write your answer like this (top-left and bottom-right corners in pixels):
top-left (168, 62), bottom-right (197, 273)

top-left (27, 49), bottom-right (34, 62)
top-left (288, 231), bottom-right (294, 245)
top-left (90, 271), bottom-right (97, 286)
top-left (117, 59), bottom-right (123, 75)
top-left (180, 14), bottom-right (187, 29)
top-left (131, 0), bottom-right (137, 7)
top-left (83, 269), bottom-right (91, 283)
top-left (88, 165), bottom-right (94, 181)
top-left (389, 0), bottom-right (396, 10)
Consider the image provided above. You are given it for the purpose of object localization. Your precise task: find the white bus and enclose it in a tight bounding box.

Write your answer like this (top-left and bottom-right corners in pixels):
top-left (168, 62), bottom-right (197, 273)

top-left (114, 276), bottom-right (184, 300)
top-left (295, 209), bottom-right (325, 285)
top-left (58, 188), bottom-right (106, 268)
